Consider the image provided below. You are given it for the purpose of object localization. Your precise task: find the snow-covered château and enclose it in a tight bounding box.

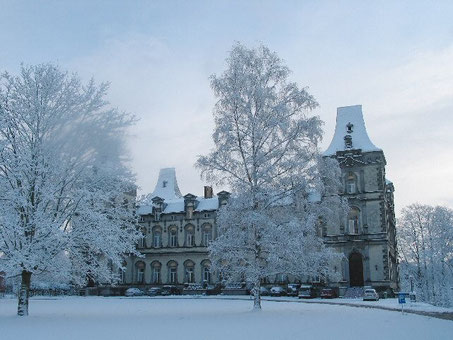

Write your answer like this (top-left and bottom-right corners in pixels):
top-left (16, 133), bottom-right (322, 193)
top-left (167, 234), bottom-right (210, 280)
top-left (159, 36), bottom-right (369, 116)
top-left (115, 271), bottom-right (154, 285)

top-left (323, 105), bottom-right (398, 295)
top-left (123, 168), bottom-right (230, 289)
top-left (124, 105), bottom-right (398, 295)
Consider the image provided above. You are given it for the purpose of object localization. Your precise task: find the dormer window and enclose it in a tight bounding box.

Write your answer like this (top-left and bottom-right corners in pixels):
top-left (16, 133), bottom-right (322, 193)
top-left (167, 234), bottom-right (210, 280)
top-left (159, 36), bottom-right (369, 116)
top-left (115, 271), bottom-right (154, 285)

top-left (162, 180), bottom-right (168, 188)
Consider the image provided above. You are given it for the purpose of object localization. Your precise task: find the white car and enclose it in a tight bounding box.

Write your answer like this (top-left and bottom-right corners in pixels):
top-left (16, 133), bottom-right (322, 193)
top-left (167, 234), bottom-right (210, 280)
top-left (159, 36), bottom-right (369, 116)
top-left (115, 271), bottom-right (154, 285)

top-left (125, 288), bottom-right (144, 297)
top-left (363, 288), bottom-right (379, 301)
top-left (270, 286), bottom-right (286, 297)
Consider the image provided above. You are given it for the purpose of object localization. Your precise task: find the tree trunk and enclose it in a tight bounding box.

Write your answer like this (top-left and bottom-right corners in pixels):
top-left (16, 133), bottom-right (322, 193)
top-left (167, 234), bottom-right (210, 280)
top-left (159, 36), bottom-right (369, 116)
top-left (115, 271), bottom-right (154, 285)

top-left (17, 270), bottom-right (32, 316)
top-left (253, 280), bottom-right (261, 310)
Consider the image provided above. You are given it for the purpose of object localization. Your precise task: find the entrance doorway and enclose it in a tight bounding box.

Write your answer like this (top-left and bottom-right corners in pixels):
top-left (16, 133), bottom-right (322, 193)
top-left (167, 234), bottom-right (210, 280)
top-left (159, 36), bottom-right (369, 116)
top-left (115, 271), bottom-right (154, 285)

top-left (349, 252), bottom-right (364, 286)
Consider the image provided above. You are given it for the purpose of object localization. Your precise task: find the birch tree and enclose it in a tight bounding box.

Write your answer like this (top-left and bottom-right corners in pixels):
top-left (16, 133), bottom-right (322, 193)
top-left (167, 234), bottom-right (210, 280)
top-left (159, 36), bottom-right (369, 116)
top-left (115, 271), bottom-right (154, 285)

top-left (196, 43), bottom-right (347, 310)
top-left (398, 204), bottom-right (453, 307)
top-left (0, 64), bottom-right (141, 316)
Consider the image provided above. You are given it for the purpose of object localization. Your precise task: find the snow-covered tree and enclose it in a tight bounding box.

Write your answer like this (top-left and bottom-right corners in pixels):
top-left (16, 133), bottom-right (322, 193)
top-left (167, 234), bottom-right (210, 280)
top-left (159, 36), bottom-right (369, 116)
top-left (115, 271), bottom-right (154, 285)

top-left (398, 204), bottom-right (453, 307)
top-left (196, 43), bottom-right (347, 310)
top-left (0, 64), bottom-right (141, 316)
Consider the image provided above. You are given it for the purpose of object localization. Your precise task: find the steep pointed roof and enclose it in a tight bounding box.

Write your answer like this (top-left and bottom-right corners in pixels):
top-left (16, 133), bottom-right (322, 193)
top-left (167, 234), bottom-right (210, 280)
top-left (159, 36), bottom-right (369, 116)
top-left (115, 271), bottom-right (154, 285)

top-left (150, 168), bottom-right (182, 200)
top-left (323, 105), bottom-right (381, 156)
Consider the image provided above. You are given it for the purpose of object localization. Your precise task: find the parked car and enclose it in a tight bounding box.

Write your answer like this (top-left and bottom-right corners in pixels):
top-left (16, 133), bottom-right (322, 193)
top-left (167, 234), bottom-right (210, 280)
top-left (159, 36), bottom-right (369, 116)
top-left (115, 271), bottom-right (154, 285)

top-left (320, 288), bottom-right (337, 299)
top-left (161, 285), bottom-right (180, 296)
top-left (260, 286), bottom-right (270, 296)
top-left (287, 284), bottom-right (301, 297)
top-left (147, 287), bottom-right (162, 296)
top-left (125, 288), bottom-right (144, 297)
top-left (363, 288), bottom-right (379, 301)
top-left (298, 285), bottom-right (317, 299)
top-left (270, 286), bottom-right (286, 297)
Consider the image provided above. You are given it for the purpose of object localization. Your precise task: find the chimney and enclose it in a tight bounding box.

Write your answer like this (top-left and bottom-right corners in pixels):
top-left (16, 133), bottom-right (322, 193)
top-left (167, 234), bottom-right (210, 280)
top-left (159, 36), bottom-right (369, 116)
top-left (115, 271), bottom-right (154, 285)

top-left (204, 186), bottom-right (213, 199)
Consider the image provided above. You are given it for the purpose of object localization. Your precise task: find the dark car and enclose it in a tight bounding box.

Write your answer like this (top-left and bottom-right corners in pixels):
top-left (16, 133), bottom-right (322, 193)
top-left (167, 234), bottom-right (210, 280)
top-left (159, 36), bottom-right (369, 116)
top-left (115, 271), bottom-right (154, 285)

top-left (161, 285), bottom-right (180, 296)
top-left (298, 285), bottom-right (317, 299)
top-left (320, 288), bottom-right (337, 299)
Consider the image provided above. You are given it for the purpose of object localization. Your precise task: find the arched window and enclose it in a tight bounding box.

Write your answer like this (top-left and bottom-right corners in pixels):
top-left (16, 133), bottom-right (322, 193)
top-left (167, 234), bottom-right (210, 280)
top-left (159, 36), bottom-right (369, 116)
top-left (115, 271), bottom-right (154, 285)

top-left (185, 225), bottom-right (195, 247)
top-left (184, 260), bottom-right (195, 283)
top-left (151, 261), bottom-right (161, 284)
top-left (202, 224), bottom-right (212, 246)
top-left (118, 260), bottom-right (127, 284)
top-left (201, 260), bottom-right (211, 284)
top-left (119, 268), bottom-right (125, 284)
top-left (138, 229), bottom-right (146, 248)
top-left (169, 227), bottom-right (178, 247)
top-left (346, 172), bottom-right (357, 194)
top-left (152, 226), bottom-right (162, 248)
top-left (135, 261), bottom-right (145, 284)
top-left (348, 207), bottom-right (360, 234)
top-left (167, 261), bottom-right (178, 284)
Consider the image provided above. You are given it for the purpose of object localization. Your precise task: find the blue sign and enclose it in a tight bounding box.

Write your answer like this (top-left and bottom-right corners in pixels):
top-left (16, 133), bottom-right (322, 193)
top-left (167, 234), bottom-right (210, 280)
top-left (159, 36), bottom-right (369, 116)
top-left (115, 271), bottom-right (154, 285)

top-left (398, 293), bottom-right (406, 304)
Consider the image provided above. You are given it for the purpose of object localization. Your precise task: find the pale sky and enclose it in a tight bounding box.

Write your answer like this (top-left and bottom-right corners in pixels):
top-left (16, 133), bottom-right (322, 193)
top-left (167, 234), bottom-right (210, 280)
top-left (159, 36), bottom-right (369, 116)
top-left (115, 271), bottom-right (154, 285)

top-left (1, 0), bottom-right (452, 214)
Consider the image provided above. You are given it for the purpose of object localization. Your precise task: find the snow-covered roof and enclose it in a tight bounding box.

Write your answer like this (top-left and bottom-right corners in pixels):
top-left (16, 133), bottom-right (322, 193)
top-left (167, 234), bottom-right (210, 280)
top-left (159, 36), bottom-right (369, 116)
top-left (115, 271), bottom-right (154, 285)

top-left (137, 197), bottom-right (219, 215)
top-left (323, 105), bottom-right (381, 156)
top-left (149, 168), bottom-right (182, 201)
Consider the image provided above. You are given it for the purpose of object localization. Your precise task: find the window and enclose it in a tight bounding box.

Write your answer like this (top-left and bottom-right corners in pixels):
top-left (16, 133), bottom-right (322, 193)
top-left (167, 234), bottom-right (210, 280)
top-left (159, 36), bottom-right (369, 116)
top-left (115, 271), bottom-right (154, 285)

top-left (203, 266), bottom-right (211, 283)
top-left (153, 227), bottom-right (162, 248)
top-left (170, 268), bottom-right (177, 283)
top-left (135, 262), bottom-right (145, 284)
top-left (185, 225), bottom-right (195, 247)
top-left (163, 180), bottom-right (167, 188)
top-left (348, 207), bottom-right (360, 234)
top-left (151, 262), bottom-right (161, 284)
top-left (204, 213), bottom-right (210, 218)
top-left (167, 261), bottom-right (178, 284)
top-left (169, 228), bottom-right (178, 247)
top-left (346, 172), bottom-right (357, 194)
top-left (119, 268), bottom-right (125, 283)
top-left (138, 235), bottom-right (146, 248)
top-left (202, 225), bottom-right (212, 246)
top-left (200, 260), bottom-right (211, 284)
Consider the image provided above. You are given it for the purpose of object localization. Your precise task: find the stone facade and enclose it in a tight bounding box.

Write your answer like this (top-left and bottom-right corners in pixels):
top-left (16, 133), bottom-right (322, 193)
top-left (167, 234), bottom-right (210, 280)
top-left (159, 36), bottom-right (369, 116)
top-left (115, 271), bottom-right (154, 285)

top-left (323, 105), bottom-right (398, 293)
top-left (124, 105), bottom-right (398, 293)
top-left (123, 168), bottom-right (230, 289)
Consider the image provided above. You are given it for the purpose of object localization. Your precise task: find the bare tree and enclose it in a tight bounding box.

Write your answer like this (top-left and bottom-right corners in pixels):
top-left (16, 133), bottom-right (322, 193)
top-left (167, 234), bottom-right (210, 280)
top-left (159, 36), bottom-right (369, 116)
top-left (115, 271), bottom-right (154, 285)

top-left (197, 43), bottom-right (346, 310)
top-left (0, 64), bottom-right (141, 316)
top-left (398, 204), bottom-right (453, 307)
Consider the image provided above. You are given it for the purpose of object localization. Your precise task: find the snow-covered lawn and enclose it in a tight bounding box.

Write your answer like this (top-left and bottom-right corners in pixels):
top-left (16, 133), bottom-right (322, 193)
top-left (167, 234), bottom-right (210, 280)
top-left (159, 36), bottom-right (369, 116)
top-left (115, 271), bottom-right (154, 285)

top-left (1, 296), bottom-right (452, 340)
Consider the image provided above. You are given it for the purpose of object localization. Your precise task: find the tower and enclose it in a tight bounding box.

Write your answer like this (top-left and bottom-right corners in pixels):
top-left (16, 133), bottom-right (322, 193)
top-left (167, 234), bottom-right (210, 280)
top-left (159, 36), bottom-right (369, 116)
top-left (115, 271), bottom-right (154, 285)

top-left (324, 105), bottom-right (398, 293)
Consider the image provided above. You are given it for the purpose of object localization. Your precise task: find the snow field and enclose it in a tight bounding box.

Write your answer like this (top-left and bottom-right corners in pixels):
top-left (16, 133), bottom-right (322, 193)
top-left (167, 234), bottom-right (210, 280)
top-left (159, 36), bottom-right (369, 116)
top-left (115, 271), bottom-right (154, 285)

top-left (1, 296), bottom-right (452, 340)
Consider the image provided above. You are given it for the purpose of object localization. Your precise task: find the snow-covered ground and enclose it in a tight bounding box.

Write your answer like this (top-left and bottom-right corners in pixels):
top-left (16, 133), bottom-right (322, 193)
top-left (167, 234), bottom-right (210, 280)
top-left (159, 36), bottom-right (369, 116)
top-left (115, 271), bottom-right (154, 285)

top-left (1, 296), bottom-right (452, 340)
top-left (263, 296), bottom-right (453, 314)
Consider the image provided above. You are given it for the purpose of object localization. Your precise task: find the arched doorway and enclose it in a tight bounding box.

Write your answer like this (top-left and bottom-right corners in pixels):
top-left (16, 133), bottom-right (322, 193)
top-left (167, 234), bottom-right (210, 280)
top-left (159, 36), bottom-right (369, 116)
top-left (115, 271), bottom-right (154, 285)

top-left (349, 253), bottom-right (364, 286)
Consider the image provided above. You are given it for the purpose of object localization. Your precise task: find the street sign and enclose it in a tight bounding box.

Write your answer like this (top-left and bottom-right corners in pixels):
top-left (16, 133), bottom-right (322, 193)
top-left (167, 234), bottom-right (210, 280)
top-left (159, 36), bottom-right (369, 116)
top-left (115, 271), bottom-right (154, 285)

top-left (398, 293), bottom-right (407, 315)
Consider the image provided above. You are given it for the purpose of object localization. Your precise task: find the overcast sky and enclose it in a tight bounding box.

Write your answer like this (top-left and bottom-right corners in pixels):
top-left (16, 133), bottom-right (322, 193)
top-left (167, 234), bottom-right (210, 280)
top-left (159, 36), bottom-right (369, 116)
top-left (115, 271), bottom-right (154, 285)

top-left (1, 0), bottom-right (452, 214)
